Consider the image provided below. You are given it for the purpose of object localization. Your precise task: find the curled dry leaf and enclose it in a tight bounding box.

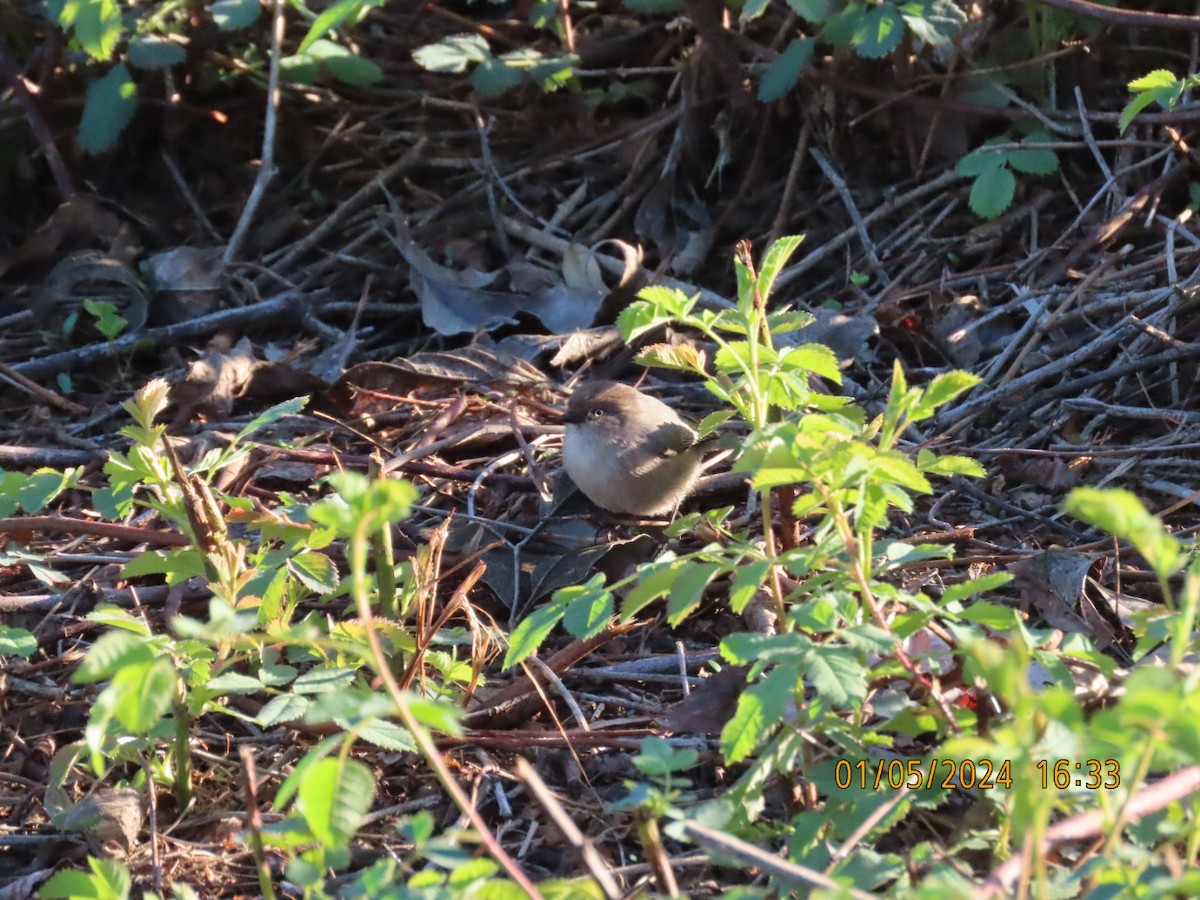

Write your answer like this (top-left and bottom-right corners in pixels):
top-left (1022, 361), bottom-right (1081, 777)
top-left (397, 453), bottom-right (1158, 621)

top-left (145, 245), bottom-right (226, 323)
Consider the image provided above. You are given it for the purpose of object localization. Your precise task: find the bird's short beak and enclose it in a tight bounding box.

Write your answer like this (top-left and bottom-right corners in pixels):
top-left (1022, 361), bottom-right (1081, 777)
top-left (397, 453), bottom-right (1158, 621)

top-left (562, 409), bottom-right (583, 425)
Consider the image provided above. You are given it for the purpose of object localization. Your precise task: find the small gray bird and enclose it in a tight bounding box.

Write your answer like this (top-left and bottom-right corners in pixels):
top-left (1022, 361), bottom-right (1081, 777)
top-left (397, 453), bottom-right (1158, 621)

top-left (561, 380), bottom-right (708, 516)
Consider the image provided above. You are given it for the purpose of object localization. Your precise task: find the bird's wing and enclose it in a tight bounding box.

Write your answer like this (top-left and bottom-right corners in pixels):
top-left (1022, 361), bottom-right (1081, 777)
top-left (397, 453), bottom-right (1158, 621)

top-left (645, 421), bottom-right (699, 458)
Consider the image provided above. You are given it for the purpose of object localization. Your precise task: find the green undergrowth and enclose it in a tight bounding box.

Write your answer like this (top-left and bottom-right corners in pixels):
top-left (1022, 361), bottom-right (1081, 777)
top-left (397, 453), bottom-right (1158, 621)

top-left (4, 238), bottom-right (1199, 898)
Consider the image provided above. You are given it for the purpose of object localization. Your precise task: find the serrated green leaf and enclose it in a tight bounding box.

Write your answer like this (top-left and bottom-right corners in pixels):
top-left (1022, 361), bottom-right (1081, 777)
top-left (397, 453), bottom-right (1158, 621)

top-left (940, 572), bottom-right (1013, 605)
top-left (919, 369), bottom-right (979, 411)
top-left (297, 757), bottom-right (374, 848)
top-left (473, 57), bottom-right (525, 97)
top-left (19, 469), bottom-right (69, 513)
top-left (258, 693), bottom-right (310, 728)
top-left (1064, 488), bottom-right (1181, 580)
top-left (898, 0), bottom-right (965, 45)
top-left (74, 631), bottom-right (155, 683)
top-left (667, 562), bottom-right (720, 625)
top-left (779, 342), bottom-right (842, 381)
top-left (1128, 69), bottom-right (1179, 92)
top-left (111, 655), bottom-right (176, 732)
top-left (721, 666), bottom-right (796, 762)
top-left (293, 667), bottom-right (356, 694)
top-left (208, 671), bottom-right (265, 694)
top-left (79, 64), bottom-right (136, 154)
top-left (786, 0), bottom-right (836, 21)
top-left (622, 560), bottom-right (682, 618)
top-left (504, 593), bottom-right (570, 668)
top-left (127, 37), bottom-right (186, 70)
top-left (622, 0), bottom-right (682, 11)
top-left (1118, 90), bottom-right (1159, 135)
top-left (211, 0), bottom-right (261, 29)
top-left (917, 451), bottom-right (985, 477)
top-left (1006, 132), bottom-right (1059, 175)
top-left (299, 0), bottom-right (369, 52)
top-left (758, 39), bottom-right (812, 102)
top-left (872, 452), bottom-right (931, 493)
top-left (955, 144), bottom-right (1006, 177)
top-left (804, 644), bottom-right (866, 706)
top-left (413, 33), bottom-right (490, 73)
top-left (967, 164), bottom-right (1015, 219)
top-left (728, 559), bottom-right (771, 613)
top-left (0, 626), bottom-right (37, 659)
top-left (853, 3), bottom-right (904, 58)
top-left (955, 600), bottom-right (1018, 628)
top-left (562, 584), bottom-right (613, 640)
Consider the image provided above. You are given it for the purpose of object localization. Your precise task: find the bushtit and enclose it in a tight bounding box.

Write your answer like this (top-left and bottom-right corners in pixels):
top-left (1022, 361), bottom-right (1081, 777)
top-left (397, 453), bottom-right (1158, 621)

top-left (561, 380), bottom-right (708, 516)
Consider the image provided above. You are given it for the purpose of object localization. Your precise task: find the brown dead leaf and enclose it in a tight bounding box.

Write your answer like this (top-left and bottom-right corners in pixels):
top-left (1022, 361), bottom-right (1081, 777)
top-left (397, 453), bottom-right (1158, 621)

top-left (1010, 550), bottom-right (1130, 650)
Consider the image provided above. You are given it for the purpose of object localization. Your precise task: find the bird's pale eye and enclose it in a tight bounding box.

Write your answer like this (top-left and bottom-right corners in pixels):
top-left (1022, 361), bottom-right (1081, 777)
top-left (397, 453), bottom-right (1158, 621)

top-left (588, 407), bottom-right (605, 419)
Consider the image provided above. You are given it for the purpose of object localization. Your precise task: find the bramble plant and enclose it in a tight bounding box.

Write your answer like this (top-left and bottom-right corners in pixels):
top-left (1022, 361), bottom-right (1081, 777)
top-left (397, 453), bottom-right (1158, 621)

top-left (956, 130), bottom-right (1060, 220)
top-left (45, 0), bottom-right (382, 153)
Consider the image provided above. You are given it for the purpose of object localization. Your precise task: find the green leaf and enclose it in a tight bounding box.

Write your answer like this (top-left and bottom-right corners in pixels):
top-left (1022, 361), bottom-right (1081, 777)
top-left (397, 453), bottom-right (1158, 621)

top-left (1129, 69), bottom-right (1180, 92)
top-left (352, 716), bottom-right (419, 752)
top-left (967, 164), bottom-right (1015, 219)
top-left (955, 142), bottom-right (1006, 177)
top-left (916, 369), bottom-right (979, 413)
top-left (79, 64), bottom-right (136, 154)
top-left (1118, 90), bottom-right (1160, 135)
top-left (872, 452), bottom-right (932, 493)
top-left (299, 0), bottom-right (369, 52)
top-left (40, 856), bottom-right (131, 899)
top-left (667, 562), bottom-right (720, 625)
top-left (86, 606), bottom-right (150, 635)
top-left (58, 0), bottom-right (122, 61)
top-left (0, 626), bottom-right (37, 659)
top-left (127, 37), bottom-right (186, 70)
top-left (19, 469), bottom-right (70, 513)
top-left (956, 601), bottom-right (1018, 629)
top-left (696, 409), bottom-right (735, 437)
top-left (110, 655), bottom-right (176, 732)
top-left (562, 581), bottom-right (614, 640)
top-left (634, 735), bottom-right (698, 776)
top-left (939, 572), bottom-right (1013, 605)
top-left (622, 559), bottom-right (683, 618)
top-left (1006, 132), bottom-right (1059, 175)
top-left (916, 450), bottom-right (984, 477)
top-left (413, 33), bottom-right (490, 73)
top-left (122, 548), bottom-right (206, 582)
top-left (728, 559), bottom-right (772, 613)
top-left (1064, 488), bottom-right (1181, 580)
top-left (408, 697), bottom-right (464, 736)
top-left (504, 593), bottom-right (570, 668)
top-left (207, 671), bottom-right (266, 694)
top-left (293, 667), bottom-right (356, 694)
top-left (786, 0), bottom-right (836, 21)
top-left (853, 3), bottom-right (905, 58)
top-left (898, 0), bottom-right (966, 45)
top-left (73, 631), bottom-right (155, 683)
top-left (721, 666), bottom-right (796, 762)
top-left (804, 644), bottom-right (866, 706)
top-left (757, 235), bottom-right (805, 296)
top-left (258, 693), bottom-right (311, 728)
top-left (821, 2), bottom-right (867, 46)
top-left (211, 0), bottom-right (262, 29)
top-left (288, 550), bottom-right (338, 594)
top-left (236, 396), bottom-right (309, 442)
top-left (320, 46), bottom-right (384, 86)
top-left (779, 343), bottom-right (842, 381)
top-left (297, 757), bottom-right (375, 848)
top-left (758, 39), bottom-right (813, 102)
top-left (622, 0), bottom-right (683, 12)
